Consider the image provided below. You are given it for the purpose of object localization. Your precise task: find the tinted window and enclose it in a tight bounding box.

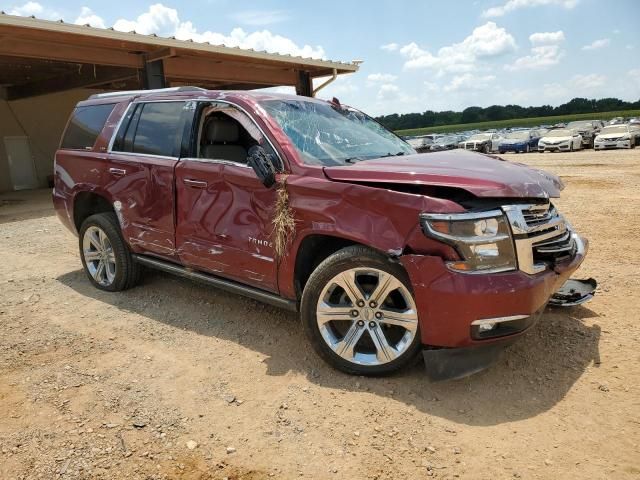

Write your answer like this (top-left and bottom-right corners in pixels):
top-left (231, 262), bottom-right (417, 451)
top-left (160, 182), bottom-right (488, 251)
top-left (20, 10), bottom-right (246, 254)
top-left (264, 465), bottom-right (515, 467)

top-left (131, 102), bottom-right (185, 156)
top-left (61, 104), bottom-right (115, 150)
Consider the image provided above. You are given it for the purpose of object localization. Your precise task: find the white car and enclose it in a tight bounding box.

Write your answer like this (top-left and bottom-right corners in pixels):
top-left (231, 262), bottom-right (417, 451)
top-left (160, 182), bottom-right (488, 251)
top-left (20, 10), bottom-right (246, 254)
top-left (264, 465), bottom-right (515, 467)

top-left (538, 129), bottom-right (583, 152)
top-left (594, 124), bottom-right (640, 150)
top-left (459, 132), bottom-right (503, 153)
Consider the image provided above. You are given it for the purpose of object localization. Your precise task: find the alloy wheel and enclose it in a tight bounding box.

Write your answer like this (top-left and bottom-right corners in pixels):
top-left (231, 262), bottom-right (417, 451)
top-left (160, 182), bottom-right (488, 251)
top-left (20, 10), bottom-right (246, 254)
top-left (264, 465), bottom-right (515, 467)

top-left (316, 268), bottom-right (418, 366)
top-left (82, 226), bottom-right (116, 286)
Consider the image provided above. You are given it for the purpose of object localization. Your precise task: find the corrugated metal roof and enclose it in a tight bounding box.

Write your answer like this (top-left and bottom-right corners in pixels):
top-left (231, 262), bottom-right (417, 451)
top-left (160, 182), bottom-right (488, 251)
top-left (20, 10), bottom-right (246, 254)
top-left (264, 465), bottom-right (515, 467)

top-left (0, 12), bottom-right (360, 73)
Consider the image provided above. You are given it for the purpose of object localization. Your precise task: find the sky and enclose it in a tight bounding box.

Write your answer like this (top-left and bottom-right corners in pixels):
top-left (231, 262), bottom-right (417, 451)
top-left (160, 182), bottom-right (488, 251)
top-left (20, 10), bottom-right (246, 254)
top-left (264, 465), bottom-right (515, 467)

top-left (2, 0), bottom-right (639, 116)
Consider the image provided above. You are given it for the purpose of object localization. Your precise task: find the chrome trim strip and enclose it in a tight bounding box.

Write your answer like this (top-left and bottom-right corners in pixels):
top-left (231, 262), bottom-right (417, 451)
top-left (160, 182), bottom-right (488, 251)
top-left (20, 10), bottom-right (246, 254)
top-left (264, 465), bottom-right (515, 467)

top-left (421, 209), bottom-right (503, 222)
top-left (471, 315), bottom-right (529, 326)
top-left (180, 157), bottom-right (252, 169)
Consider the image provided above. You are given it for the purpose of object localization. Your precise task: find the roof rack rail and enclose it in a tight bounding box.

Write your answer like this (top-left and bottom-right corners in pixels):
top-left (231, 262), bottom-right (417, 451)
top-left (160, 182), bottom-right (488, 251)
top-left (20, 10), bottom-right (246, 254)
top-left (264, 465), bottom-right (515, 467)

top-left (89, 86), bottom-right (206, 99)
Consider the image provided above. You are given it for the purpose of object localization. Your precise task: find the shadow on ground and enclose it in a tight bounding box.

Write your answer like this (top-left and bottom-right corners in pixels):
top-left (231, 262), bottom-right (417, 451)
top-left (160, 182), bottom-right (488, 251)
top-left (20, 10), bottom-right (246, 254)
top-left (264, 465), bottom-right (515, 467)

top-left (57, 268), bottom-right (601, 427)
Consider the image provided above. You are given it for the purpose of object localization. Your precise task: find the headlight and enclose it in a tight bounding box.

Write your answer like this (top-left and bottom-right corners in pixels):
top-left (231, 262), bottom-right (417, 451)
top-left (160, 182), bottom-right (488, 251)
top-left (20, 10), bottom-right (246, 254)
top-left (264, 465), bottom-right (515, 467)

top-left (621, 135), bottom-right (630, 140)
top-left (539, 140), bottom-right (546, 146)
top-left (420, 210), bottom-right (516, 273)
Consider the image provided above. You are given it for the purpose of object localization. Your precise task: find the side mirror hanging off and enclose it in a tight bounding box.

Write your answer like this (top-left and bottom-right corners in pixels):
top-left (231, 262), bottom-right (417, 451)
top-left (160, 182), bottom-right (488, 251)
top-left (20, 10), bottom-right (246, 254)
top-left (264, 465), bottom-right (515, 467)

top-left (247, 145), bottom-right (277, 188)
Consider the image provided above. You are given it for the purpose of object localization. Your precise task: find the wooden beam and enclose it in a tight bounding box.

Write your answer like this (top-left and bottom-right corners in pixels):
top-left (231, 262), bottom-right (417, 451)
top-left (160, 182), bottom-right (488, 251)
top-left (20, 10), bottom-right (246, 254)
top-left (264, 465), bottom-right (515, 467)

top-left (163, 56), bottom-right (297, 86)
top-left (0, 36), bottom-right (144, 68)
top-left (6, 65), bottom-right (138, 100)
top-left (296, 70), bottom-right (312, 97)
top-left (145, 47), bottom-right (176, 63)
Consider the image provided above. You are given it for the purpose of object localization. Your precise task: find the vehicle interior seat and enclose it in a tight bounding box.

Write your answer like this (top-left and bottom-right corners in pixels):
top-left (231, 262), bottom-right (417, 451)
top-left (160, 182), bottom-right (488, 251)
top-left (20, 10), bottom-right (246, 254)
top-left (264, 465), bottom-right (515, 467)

top-left (201, 115), bottom-right (247, 162)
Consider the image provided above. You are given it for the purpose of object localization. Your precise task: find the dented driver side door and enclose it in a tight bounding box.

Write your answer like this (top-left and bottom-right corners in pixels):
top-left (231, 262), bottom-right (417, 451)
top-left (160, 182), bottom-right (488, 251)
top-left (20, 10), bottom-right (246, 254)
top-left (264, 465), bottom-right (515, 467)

top-left (174, 101), bottom-right (279, 293)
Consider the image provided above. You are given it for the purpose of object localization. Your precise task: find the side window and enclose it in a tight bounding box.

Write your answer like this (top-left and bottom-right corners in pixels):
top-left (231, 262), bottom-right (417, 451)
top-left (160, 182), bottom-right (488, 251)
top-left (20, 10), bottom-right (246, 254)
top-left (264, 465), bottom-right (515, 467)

top-left (112, 102), bottom-right (185, 157)
top-left (61, 103), bottom-right (115, 150)
top-left (196, 103), bottom-right (276, 166)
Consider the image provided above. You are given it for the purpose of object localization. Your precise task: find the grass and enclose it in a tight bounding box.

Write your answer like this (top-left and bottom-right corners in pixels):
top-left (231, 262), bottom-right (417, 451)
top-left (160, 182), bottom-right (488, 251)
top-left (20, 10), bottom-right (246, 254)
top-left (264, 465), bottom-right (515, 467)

top-left (395, 109), bottom-right (640, 136)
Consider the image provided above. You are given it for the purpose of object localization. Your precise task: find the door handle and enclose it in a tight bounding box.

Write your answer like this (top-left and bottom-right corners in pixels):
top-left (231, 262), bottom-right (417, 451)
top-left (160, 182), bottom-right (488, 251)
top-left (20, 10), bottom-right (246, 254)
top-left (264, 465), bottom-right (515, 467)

top-left (109, 168), bottom-right (127, 177)
top-left (183, 178), bottom-right (208, 188)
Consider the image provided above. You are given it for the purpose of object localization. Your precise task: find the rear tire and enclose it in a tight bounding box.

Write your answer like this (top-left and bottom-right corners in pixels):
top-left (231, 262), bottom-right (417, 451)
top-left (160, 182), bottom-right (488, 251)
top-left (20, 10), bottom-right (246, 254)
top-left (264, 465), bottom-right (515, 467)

top-left (79, 212), bottom-right (141, 292)
top-left (300, 246), bottom-right (422, 376)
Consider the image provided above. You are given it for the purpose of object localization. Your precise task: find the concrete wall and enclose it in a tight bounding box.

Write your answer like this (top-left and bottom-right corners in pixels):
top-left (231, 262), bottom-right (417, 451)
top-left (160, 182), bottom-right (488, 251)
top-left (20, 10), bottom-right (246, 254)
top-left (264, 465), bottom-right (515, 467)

top-left (0, 89), bottom-right (101, 193)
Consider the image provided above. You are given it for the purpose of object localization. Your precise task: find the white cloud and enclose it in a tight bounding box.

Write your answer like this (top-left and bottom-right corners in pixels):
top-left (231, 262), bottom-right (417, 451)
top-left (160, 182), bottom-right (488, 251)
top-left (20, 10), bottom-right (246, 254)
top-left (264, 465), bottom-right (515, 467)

top-left (482, 0), bottom-right (579, 18)
top-left (542, 73), bottom-right (608, 101)
top-left (506, 45), bottom-right (564, 70)
top-left (74, 7), bottom-right (106, 28)
top-left (399, 22), bottom-right (516, 74)
top-left (229, 10), bottom-right (289, 26)
top-left (629, 69), bottom-right (640, 81)
top-left (367, 73), bottom-right (398, 84)
top-left (8, 1), bottom-right (59, 19)
top-left (100, 4), bottom-right (326, 58)
top-left (443, 74), bottom-right (496, 92)
top-left (381, 43), bottom-right (399, 52)
top-left (8, 1), bottom-right (43, 15)
top-left (423, 81), bottom-right (439, 92)
top-left (529, 30), bottom-right (565, 45)
top-left (571, 73), bottom-right (606, 90)
top-left (377, 83), bottom-right (400, 100)
top-left (582, 38), bottom-right (610, 51)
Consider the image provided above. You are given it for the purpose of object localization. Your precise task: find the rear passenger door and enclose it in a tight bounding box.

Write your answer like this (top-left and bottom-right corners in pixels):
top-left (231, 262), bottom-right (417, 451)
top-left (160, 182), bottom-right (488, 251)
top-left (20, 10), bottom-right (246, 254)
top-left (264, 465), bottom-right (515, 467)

top-left (107, 100), bottom-right (188, 259)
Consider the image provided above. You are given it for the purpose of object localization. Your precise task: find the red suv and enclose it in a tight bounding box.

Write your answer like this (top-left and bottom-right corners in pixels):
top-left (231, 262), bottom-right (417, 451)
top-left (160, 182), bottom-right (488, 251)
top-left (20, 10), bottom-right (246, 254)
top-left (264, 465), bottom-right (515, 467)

top-left (53, 87), bottom-right (588, 379)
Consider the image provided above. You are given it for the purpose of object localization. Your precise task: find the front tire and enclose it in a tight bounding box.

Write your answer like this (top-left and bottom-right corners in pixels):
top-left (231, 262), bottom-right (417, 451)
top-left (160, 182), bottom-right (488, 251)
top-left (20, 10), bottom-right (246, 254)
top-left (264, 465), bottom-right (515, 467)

top-left (79, 212), bottom-right (141, 292)
top-left (300, 246), bottom-right (422, 376)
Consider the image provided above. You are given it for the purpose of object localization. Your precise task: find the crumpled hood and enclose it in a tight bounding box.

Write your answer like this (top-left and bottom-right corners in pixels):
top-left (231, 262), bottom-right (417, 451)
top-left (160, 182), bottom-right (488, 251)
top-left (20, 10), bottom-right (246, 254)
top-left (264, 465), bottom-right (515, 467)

top-left (323, 149), bottom-right (564, 198)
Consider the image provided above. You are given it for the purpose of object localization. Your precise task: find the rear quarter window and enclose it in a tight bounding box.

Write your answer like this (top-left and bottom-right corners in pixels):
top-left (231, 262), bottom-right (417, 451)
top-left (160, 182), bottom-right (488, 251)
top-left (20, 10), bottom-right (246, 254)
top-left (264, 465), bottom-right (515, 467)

top-left (61, 103), bottom-right (116, 150)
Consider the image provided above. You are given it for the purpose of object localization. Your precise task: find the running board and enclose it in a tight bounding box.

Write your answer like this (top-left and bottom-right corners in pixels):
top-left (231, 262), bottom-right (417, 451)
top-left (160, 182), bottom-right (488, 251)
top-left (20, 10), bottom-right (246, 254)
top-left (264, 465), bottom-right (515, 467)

top-left (132, 254), bottom-right (298, 312)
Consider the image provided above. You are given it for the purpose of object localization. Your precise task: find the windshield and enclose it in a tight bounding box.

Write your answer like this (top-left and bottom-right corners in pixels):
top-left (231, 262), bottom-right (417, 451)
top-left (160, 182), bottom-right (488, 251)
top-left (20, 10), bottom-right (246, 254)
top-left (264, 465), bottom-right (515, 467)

top-left (546, 129), bottom-right (573, 137)
top-left (601, 125), bottom-right (628, 134)
top-left (505, 131), bottom-right (530, 140)
top-left (260, 99), bottom-right (415, 165)
top-left (468, 133), bottom-right (491, 141)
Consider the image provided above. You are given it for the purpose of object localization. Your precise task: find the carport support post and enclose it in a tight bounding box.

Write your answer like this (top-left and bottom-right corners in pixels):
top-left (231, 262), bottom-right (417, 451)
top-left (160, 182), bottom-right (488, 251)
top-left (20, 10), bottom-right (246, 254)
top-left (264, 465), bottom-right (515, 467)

top-left (143, 59), bottom-right (167, 90)
top-left (295, 70), bottom-right (313, 97)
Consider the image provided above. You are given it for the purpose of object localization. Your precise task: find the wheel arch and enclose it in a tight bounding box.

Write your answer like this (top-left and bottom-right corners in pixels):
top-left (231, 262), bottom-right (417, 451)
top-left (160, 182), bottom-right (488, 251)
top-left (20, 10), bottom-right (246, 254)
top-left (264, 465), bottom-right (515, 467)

top-left (73, 191), bottom-right (116, 232)
top-left (293, 234), bottom-right (388, 301)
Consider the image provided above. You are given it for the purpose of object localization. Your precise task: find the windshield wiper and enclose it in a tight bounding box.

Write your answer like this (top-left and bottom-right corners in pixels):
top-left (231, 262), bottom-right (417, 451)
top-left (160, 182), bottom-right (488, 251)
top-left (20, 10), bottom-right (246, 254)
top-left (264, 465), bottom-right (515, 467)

top-left (380, 151), bottom-right (407, 158)
top-left (344, 157), bottom-right (364, 163)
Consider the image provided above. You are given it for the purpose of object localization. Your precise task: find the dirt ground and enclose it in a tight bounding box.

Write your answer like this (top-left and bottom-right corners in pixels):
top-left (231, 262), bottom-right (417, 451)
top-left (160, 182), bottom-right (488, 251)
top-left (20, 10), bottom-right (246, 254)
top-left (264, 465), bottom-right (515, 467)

top-left (1, 148), bottom-right (639, 480)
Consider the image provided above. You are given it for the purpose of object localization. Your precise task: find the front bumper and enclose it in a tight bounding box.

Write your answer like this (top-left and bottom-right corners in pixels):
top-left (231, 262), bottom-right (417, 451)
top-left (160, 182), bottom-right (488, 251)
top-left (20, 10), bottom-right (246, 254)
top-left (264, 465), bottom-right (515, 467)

top-left (538, 143), bottom-right (571, 152)
top-left (595, 140), bottom-right (631, 150)
top-left (400, 234), bottom-right (587, 349)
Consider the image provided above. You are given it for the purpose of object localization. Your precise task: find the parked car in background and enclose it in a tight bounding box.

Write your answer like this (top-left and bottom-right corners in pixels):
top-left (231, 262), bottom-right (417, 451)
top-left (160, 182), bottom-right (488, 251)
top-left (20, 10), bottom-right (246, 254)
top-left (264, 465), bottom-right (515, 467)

top-left (53, 88), bottom-right (590, 380)
top-left (594, 124), bottom-right (640, 150)
top-left (498, 129), bottom-right (541, 154)
top-left (538, 128), bottom-right (583, 152)
top-left (459, 132), bottom-right (502, 153)
top-left (430, 135), bottom-right (463, 151)
top-left (566, 120), bottom-right (604, 148)
top-left (405, 134), bottom-right (442, 153)
top-left (607, 117), bottom-right (625, 125)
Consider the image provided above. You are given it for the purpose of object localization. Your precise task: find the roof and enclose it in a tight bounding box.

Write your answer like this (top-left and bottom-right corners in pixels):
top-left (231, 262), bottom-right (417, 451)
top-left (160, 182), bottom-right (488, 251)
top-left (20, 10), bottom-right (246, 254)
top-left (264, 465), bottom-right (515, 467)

top-left (0, 13), bottom-right (359, 76)
top-left (78, 87), bottom-right (337, 107)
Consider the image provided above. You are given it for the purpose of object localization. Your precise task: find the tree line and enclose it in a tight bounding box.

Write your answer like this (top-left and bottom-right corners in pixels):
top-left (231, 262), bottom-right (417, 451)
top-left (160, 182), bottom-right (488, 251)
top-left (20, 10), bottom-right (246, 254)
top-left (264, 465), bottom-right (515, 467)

top-left (375, 97), bottom-right (640, 131)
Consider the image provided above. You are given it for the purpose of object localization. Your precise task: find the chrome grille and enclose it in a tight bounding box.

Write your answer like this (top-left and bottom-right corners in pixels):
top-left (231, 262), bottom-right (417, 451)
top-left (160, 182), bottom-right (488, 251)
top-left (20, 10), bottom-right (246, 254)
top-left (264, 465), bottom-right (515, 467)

top-left (503, 202), bottom-right (576, 274)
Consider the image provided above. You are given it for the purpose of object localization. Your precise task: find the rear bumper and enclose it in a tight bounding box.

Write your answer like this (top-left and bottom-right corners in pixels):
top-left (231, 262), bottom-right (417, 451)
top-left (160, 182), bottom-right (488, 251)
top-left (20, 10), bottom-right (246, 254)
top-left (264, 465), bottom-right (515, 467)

top-left (400, 236), bottom-right (587, 349)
